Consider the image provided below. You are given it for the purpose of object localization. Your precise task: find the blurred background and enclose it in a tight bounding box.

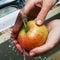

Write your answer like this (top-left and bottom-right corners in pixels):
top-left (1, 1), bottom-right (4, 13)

top-left (0, 0), bottom-right (60, 60)
top-left (0, 0), bottom-right (26, 17)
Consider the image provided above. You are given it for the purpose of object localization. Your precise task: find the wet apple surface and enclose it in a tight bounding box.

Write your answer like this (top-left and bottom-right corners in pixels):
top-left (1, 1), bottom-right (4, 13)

top-left (18, 20), bottom-right (48, 51)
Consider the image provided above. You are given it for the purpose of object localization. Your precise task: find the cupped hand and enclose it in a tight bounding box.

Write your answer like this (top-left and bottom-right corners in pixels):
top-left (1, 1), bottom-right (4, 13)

top-left (11, 0), bottom-right (58, 56)
top-left (28, 19), bottom-right (60, 56)
top-left (12, 19), bottom-right (60, 57)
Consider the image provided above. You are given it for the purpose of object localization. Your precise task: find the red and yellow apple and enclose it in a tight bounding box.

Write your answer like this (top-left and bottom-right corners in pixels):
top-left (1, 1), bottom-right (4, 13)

top-left (18, 20), bottom-right (48, 51)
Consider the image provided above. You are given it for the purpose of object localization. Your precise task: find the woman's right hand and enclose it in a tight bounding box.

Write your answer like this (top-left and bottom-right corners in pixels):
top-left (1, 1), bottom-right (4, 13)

top-left (11, 0), bottom-right (57, 56)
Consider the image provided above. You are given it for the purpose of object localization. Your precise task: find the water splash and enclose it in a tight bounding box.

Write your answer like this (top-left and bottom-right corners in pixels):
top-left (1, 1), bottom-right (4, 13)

top-left (34, 56), bottom-right (42, 60)
top-left (8, 40), bottom-right (16, 51)
top-left (34, 56), bottom-right (47, 60)
top-left (12, 46), bottom-right (15, 51)
top-left (23, 55), bottom-right (26, 60)
top-left (8, 40), bottom-right (48, 60)
top-left (9, 45), bottom-right (12, 48)
top-left (8, 39), bottom-right (20, 56)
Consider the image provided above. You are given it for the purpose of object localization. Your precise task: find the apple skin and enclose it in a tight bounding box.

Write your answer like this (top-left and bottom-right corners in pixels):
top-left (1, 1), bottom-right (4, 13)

top-left (18, 20), bottom-right (48, 51)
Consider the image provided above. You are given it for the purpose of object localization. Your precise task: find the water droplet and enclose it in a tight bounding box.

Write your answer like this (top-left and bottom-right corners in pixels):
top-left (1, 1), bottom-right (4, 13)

top-left (43, 57), bottom-right (47, 60)
top-left (12, 46), bottom-right (15, 51)
top-left (39, 56), bottom-right (42, 59)
top-left (9, 45), bottom-right (12, 48)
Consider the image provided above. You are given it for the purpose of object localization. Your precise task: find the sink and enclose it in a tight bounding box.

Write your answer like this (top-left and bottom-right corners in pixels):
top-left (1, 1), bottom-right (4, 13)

top-left (0, 5), bottom-right (60, 60)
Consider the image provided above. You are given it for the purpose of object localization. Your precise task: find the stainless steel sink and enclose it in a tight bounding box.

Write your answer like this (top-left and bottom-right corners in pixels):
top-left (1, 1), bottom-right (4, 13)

top-left (0, 5), bottom-right (60, 60)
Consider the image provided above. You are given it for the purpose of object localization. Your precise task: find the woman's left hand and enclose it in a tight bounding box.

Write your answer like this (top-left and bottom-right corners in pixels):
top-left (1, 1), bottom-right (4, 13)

top-left (28, 19), bottom-right (60, 56)
top-left (13, 19), bottom-right (60, 57)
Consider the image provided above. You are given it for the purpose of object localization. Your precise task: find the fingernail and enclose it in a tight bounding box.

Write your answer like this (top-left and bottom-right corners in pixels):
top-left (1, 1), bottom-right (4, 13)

top-left (30, 53), bottom-right (35, 56)
top-left (36, 19), bottom-right (42, 25)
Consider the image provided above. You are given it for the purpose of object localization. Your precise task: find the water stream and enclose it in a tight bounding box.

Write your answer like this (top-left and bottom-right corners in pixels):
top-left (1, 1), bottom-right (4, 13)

top-left (8, 39), bottom-right (47, 60)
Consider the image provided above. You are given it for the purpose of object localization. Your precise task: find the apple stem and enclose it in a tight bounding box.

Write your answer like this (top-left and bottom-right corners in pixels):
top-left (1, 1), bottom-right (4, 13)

top-left (23, 22), bottom-right (28, 32)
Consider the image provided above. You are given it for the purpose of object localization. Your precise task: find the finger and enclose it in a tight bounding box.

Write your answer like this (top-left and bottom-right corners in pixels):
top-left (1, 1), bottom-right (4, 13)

top-left (35, 1), bottom-right (53, 25)
top-left (13, 40), bottom-right (23, 53)
top-left (29, 28), bottom-right (60, 56)
top-left (29, 44), bottom-right (51, 56)
top-left (46, 27), bottom-right (60, 46)
top-left (23, 50), bottom-right (29, 57)
top-left (16, 44), bottom-right (23, 53)
top-left (11, 12), bottom-right (23, 39)
top-left (13, 40), bottom-right (29, 56)
top-left (13, 40), bottom-right (18, 45)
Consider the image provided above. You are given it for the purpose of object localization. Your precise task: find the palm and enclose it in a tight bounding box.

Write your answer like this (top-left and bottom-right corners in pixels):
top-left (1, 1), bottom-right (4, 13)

top-left (13, 20), bottom-right (60, 57)
top-left (29, 20), bottom-right (60, 56)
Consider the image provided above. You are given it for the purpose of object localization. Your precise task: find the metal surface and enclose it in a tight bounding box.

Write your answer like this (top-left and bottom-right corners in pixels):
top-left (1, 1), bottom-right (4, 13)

top-left (0, 9), bottom-right (20, 32)
top-left (0, 0), bottom-right (15, 8)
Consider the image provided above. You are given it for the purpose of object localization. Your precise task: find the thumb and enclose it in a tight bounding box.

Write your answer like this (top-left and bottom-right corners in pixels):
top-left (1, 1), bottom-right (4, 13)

top-left (35, 3), bottom-right (52, 25)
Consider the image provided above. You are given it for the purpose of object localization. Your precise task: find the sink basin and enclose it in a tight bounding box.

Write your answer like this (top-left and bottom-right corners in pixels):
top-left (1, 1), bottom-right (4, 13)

top-left (0, 6), bottom-right (60, 60)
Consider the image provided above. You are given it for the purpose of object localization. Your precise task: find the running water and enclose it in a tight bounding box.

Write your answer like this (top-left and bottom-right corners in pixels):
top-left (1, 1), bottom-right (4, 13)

top-left (8, 38), bottom-right (47, 60)
top-left (33, 56), bottom-right (47, 60)
top-left (23, 54), bottom-right (26, 60)
top-left (8, 39), bottom-right (18, 53)
top-left (8, 39), bottom-right (27, 60)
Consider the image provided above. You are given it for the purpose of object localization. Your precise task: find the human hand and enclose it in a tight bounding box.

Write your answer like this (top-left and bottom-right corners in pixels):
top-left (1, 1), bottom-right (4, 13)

top-left (24, 0), bottom-right (57, 25)
top-left (11, 0), bottom-right (57, 56)
top-left (11, 0), bottom-right (57, 39)
top-left (12, 19), bottom-right (60, 57)
top-left (28, 19), bottom-right (60, 56)
top-left (11, 0), bottom-right (57, 41)
top-left (11, 12), bottom-right (27, 55)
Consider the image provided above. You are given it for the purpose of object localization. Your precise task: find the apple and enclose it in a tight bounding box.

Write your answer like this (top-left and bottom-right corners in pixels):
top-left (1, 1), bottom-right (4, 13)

top-left (18, 20), bottom-right (48, 51)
